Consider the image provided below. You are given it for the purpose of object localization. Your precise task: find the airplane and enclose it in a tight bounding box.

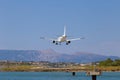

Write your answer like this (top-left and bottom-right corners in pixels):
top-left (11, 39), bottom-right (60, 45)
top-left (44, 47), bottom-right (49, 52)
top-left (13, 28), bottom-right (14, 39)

top-left (40, 26), bottom-right (84, 45)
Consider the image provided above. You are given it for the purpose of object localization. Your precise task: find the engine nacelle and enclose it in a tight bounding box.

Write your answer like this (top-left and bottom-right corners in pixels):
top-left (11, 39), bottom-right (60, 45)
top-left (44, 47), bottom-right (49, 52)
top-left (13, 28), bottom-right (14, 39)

top-left (52, 40), bottom-right (56, 43)
top-left (66, 41), bottom-right (71, 45)
top-left (67, 41), bottom-right (71, 43)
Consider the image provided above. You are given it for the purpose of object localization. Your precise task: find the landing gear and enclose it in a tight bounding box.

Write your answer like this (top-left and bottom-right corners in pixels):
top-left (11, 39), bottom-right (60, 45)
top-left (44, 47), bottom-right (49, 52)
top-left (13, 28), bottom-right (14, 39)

top-left (66, 43), bottom-right (69, 45)
top-left (55, 42), bottom-right (61, 45)
top-left (55, 43), bottom-right (58, 45)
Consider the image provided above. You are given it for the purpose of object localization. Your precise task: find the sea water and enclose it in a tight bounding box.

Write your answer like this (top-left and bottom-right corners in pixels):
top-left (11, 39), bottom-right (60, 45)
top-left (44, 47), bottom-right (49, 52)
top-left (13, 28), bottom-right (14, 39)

top-left (0, 72), bottom-right (119, 80)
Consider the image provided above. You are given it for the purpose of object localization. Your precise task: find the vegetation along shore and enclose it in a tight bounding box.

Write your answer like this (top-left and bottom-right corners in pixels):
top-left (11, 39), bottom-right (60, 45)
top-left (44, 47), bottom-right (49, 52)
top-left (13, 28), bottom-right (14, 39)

top-left (0, 58), bottom-right (120, 72)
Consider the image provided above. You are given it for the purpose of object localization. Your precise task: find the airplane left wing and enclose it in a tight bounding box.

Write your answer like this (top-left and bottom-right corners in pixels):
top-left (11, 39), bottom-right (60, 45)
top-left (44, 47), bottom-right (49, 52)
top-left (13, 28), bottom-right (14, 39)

top-left (40, 37), bottom-right (56, 41)
top-left (68, 37), bottom-right (85, 41)
top-left (40, 37), bottom-right (58, 44)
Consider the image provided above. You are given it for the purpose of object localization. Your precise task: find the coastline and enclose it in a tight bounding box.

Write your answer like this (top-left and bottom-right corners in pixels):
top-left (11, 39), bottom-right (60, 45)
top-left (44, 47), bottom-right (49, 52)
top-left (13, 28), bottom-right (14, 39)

top-left (0, 66), bottom-right (120, 72)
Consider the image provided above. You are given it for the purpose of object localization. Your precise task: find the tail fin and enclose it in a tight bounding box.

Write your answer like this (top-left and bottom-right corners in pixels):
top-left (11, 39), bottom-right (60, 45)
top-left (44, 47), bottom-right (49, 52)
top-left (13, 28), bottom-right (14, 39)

top-left (63, 25), bottom-right (66, 36)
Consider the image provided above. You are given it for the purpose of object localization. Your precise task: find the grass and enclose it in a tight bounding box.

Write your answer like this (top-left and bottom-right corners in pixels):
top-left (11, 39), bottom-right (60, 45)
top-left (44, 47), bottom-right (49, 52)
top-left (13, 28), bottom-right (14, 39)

top-left (1, 65), bottom-right (120, 72)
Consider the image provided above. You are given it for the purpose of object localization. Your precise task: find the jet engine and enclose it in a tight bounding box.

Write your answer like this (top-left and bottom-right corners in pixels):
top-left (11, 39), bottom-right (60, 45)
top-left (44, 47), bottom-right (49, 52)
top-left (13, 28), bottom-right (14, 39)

top-left (67, 41), bottom-right (71, 43)
top-left (52, 40), bottom-right (56, 43)
top-left (66, 41), bottom-right (71, 45)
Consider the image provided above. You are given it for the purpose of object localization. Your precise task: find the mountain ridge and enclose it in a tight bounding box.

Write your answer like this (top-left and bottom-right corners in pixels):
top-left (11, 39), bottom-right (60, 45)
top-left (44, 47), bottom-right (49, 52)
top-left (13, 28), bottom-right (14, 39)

top-left (0, 49), bottom-right (119, 63)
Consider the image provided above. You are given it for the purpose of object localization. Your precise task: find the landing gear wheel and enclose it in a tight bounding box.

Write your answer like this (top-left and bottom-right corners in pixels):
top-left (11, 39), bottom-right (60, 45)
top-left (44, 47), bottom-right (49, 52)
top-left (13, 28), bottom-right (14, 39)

top-left (66, 43), bottom-right (69, 45)
top-left (56, 43), bottom-right (58, 45)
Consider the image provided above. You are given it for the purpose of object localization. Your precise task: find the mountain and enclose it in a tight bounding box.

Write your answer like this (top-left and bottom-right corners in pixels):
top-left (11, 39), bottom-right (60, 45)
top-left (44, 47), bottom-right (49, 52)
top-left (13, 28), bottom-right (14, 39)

top-left (0, 49), bottom-right (119, 63)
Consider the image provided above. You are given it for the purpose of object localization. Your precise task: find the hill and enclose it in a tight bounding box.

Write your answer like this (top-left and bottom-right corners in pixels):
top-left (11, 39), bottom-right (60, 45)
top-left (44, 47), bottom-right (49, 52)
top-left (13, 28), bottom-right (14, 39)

top-left (0, 49), bottom-right (119, 63)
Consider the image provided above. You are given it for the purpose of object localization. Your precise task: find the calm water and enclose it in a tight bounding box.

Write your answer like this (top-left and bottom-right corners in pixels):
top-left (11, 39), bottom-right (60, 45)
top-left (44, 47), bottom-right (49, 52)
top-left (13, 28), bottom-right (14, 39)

top-left (0, 72), bottom-right (120, 80)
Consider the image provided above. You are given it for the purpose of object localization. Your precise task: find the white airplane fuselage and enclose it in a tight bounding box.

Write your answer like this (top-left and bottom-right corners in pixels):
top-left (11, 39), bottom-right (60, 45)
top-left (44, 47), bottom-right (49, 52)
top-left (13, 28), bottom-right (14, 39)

top-left (57, 35), bottom-right (67, 42)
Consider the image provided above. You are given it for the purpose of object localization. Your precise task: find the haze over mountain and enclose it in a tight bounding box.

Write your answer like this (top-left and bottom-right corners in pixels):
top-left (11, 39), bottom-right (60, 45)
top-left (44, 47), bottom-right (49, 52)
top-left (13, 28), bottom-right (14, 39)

top-left (0, 49), bottom-right (119, 63)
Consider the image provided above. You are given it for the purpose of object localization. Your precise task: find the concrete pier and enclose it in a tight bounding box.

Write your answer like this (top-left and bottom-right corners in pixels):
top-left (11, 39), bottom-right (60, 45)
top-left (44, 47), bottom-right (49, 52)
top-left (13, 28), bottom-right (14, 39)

top-left (86, 71), bottom-right (101, 76)
top-left (86, 71), bottom-right (101, 80)
top-left (72, 72), bottom-right (76, 76)
top-left (92, 75), bottom-right (97, 80)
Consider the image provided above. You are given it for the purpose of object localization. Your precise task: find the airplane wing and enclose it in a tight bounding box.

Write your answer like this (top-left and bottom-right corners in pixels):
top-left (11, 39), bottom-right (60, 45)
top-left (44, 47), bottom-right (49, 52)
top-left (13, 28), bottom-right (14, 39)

top-left (40, 37), bottom-right (56, 41)
top-left (68, 37), bottom-right (85, 41)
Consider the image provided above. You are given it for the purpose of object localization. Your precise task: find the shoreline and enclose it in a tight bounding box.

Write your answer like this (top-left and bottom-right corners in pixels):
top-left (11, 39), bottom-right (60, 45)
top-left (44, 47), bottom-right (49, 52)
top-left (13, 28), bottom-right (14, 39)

top-left (1, 67), bottom-right (120, 72)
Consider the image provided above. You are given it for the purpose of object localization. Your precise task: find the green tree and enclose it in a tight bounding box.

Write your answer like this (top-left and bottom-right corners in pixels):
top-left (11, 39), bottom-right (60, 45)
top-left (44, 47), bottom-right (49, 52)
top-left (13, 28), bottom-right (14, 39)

top-left (113, 59), bottom-right (120, 66)
top-left (99, 58), bottom-right (113, 66)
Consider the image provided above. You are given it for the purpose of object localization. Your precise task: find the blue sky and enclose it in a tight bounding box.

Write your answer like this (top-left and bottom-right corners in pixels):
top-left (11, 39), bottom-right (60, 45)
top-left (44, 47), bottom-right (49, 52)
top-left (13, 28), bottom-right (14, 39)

top-left (0, 0), bottom-right (120, 56)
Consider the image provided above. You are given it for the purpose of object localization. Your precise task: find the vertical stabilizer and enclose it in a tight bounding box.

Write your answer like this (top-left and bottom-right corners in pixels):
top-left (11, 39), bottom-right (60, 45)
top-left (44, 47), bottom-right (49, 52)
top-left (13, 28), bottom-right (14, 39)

top-left (63, 25), bottom-right (66, 36)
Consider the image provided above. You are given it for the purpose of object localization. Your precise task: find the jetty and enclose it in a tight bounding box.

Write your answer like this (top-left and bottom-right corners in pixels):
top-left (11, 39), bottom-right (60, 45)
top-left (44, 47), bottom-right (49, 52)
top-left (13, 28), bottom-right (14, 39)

top-left (86, 71), bottom-right (101, 80)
